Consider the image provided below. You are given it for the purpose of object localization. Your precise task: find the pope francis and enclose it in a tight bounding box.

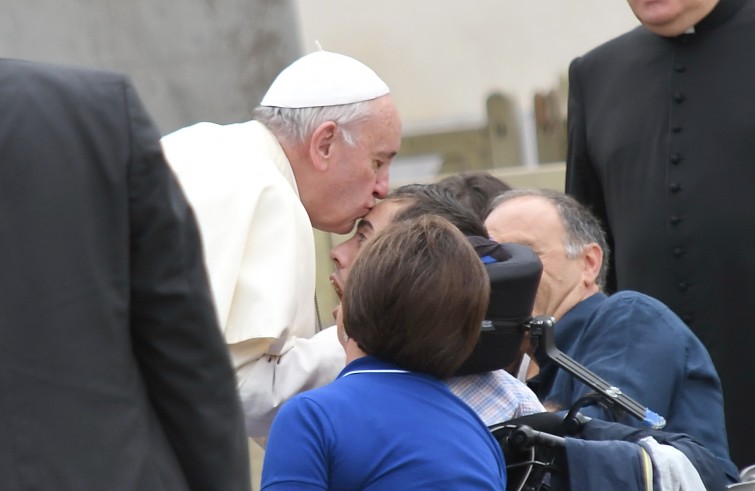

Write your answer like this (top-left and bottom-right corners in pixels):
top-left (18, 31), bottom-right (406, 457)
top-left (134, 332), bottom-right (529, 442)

top-left (161, 50), bottom-right (402, 442)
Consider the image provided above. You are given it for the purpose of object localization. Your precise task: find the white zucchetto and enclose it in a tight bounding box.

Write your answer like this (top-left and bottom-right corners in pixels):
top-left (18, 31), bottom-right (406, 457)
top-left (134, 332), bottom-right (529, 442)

top-left (260, 50), bottom-right (390, 108)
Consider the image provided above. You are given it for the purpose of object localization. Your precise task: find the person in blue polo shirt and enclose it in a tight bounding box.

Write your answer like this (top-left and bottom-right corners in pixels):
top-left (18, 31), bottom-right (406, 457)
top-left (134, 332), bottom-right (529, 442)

top-left (262, 215), bottom-right (506, 490)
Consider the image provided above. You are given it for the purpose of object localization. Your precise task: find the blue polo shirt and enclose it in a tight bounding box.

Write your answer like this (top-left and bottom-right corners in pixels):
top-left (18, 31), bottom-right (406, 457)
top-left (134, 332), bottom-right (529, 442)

top-left (262, 356), bottom-right (506, 490)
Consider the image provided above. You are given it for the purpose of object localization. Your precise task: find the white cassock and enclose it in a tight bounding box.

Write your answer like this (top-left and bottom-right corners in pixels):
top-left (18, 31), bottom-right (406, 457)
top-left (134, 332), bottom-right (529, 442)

top-left (161, 121), bottom-right (345, 442)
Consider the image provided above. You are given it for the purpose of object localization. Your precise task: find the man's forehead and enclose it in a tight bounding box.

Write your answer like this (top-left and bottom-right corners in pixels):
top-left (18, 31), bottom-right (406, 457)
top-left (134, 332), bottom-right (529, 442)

top-left (490, 197), bottom-right (555, 225)
top-left (498, 195), bottom-right (550, 213)
top-left (488, 198), bottom-right (553, 232)
top-left (359, 199), bottom-right (406, 233)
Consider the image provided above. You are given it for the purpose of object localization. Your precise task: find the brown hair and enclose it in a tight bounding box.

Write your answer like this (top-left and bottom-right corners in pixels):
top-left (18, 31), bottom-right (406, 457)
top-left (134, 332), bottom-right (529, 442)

top-left (342, 215), bottom-right (490, 379)
top-left (436, 171), bottom-right (512, 221)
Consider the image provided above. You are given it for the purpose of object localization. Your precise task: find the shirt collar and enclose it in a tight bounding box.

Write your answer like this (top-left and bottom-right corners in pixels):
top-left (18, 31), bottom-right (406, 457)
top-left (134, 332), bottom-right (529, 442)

top-left (252, 120), bottom-right (301, 197)
top-left (533, 292), bottom-right (607, 368)
top-left (528, 292), bottom-right (607, 396)
top-left (337, 355), bottom-right (405, 378)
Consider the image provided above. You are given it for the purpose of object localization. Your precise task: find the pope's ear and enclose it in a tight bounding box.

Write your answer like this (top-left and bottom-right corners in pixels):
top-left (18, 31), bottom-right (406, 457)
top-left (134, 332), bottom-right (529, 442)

top-left (309, 121), bottom-right (338, 171)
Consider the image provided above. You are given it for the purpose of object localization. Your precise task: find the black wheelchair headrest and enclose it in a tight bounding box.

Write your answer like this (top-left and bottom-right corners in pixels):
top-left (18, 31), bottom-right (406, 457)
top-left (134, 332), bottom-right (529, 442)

top-left (454, 237), bottom-right (543, 376)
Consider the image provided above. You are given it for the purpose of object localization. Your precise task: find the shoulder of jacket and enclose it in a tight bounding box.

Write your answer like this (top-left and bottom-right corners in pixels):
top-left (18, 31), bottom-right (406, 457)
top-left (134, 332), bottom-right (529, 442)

top-left (575, 26), bottom-right (652, 67)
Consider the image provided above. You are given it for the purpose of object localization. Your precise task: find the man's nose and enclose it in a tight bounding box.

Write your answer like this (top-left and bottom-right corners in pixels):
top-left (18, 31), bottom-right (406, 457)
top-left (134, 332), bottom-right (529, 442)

top-left (330, 245), bottom-right (344, 269)
top-left (373, 171), bottom-right (389, 199)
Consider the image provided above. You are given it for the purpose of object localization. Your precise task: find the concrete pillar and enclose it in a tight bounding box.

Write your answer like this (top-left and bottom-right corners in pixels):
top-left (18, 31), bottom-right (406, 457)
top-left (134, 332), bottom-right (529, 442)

top-left (1, 0), bottom-right (301, 133)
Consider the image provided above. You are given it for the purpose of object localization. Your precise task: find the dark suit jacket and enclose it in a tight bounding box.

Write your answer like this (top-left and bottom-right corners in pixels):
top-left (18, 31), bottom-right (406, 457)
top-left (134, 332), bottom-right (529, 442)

top-left (0, 59), bottom-right (250, 490)
top-left (565, 0), bottom-right (755, 468)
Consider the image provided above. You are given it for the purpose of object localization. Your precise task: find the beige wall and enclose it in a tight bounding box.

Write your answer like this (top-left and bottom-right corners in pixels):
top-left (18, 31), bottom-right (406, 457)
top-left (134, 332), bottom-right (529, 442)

top-left (1, 0), bottom-right (302, 135)
top-left (294, 1), bottom-right (639, 126)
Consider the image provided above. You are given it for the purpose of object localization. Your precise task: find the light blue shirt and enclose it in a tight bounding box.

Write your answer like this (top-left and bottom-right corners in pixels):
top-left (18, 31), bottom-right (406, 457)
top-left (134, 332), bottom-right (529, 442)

top-left (447, 369), bottom-right (544, 426)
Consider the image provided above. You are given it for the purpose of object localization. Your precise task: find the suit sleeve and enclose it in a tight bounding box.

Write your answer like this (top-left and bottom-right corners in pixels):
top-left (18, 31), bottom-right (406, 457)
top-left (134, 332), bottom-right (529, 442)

top-left (565, 56), bottom-right (617, 293)
top-left (124, 79), bottom-right (251, 491)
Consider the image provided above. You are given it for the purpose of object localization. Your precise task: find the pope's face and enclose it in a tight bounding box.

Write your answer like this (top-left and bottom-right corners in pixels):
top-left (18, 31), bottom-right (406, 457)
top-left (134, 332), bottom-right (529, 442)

top-left (311, 95), bottom-right (401, 234)
top-left (626, 0), bottom-right (717, 36)
top-left (329, 199), bottom-right (405, 312)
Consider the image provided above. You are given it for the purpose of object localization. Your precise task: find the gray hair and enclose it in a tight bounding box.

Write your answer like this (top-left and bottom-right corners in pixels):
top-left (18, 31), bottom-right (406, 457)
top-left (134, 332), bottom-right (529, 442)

top-left (253, 101), bottom-right (375, 147)
top-left (489, 188), bottom-right (610, 290)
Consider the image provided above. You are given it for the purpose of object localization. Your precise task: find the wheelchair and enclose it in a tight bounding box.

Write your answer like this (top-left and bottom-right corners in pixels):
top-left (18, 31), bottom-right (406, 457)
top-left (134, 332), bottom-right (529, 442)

top-left (461, 240), bottom-right (747, 490)
top-left (491, 410), bottom-right (752, 491)
top-left (486, 316), bottom-right (745, 491)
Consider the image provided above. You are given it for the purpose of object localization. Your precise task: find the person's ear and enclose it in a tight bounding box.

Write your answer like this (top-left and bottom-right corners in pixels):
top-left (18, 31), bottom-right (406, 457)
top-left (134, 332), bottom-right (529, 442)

top-left (308, 121), bottom-right (337, 171)
top-left (582, 242), bottom-right (603, 285)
